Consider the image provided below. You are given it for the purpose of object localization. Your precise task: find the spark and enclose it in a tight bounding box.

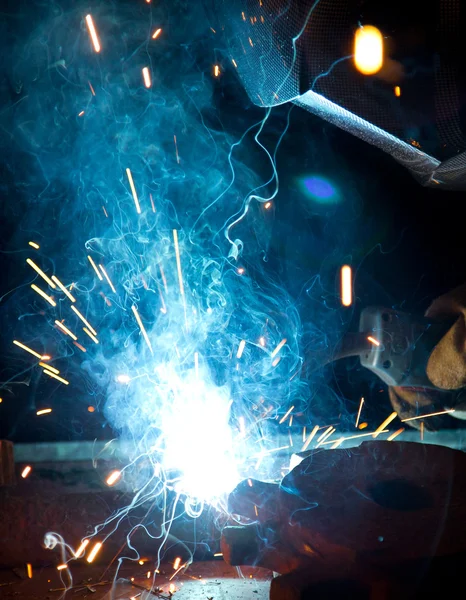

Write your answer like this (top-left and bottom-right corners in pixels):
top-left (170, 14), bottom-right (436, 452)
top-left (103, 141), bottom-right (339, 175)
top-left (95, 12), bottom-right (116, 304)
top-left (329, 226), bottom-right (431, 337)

top-left (152, 28), bottom-right (162, 39)
top-left (316, 426), bottom-right (335, 446)
top-left (259, 336), bottom-right (265, 346)
top-left (254, 505), bottom-right (258, 516)
top-left (126, 168), bottom-right (142, 214)
top-left (28, 241), bottom-right (40, 249)
top-left (74, 540), bottom-right (89, 558)
top-left (236, 339), bottom-right (246, 359)
top-left (21, 466), bottom-right (32, 478)
top-left (242, 11), bottom-right (246, 20)
top-left (420, 421), bottom-right (424, 441)
top-left (39, 362), bottom-right (59, 374)
top-left (146, 571), bottom-right (151, 578)
top-left (279, 405), bottom-right (294, 425)
top-left (214, 553), bottom-right (223, 557)
top-left (173, 557), bottom-right (181, 570)
top-left (354, 25), bottom-right (383, 75)
top-left (51, 276), bottom-right (76, 302)
top-left (31, 284), bottom-right (56, 307)
top-left (373, 412), bottom-right (398, 437)
top-left (88, 81), bottom-right (96, 95)
top-left (37, 408), bottom-right (52, 416)
top-left (131, 305), bottom-right (153, 354)
top-left (271, 338), bottom-right (287, 358)
top-left (367, 336), bottom-right (380, 346)
top-left (330, 437), bottom-right (344, 449)
top-left (55, 320), bottom-right (78, 341)
top-left (169, 584), bottom-right (175, 593)
top-left (387, 427), bottom-right (404, 441)
top-left (210, 27), bottom-right (216, 33)
top-left (214, 64), bottom-right (220, 77)
top-left (150, 193), bottom-right (156, 212)
top-left (249, 37), bottom-right (254, 47)
top-left (26, 258), bottom-right (56, 288)
top-left (232, 58), bottom-right (238, 68)
top-left (289, 415), bottom-right (293, 427)
top-left (359, 422), bottom-right (368, 429)
top-left (340, 265), bottom-right (352, 307)
top-left (102, 205), bottom-right (108, 217)
top-left (117, 374), bottom-right (130, 384)
top-left (394, 85), bottom-right (401, 97)
top-left (57, 564), bottom-right (68, 571)
top-left (272, 356), bottom-right (281, 367)
top-left (71, 306), bottom-right (97, 335)
top-left (99, 265), bottom-right (116, 293)
top-left (159, 265), bottom-right (168, 292)
top-left (26, 564), bottom-right (33, 579)
top-left (78, 111), bottom-right (85, 117)
top-left (321, 429), bottom-right (389, 445)
top-left (43, 369), bottom-right (69, 385)
top-left (85, 15), bottom-right (101, 53)
top-left (401, 409), bottom-right (455, 422)
top-left (86, 542), bottom-right (102, 563)
top-left (88, 255), bottom-right (103, 280)
top-left (173, 229), bottom-right (185, 297)
top-left (237, 267), bottom-right (245, 275)
top-left (73, 341), bottom-right (87, 353)
top-left (302, 426), bottom-right (306, 441)
top-left (173, 135), bottom-right (180, 164)
top-left (88, 406), bottom-right (95, 412)
top-left (238, 416), bottom-right (246, 437)
top-left (264, 201), bottom-right (272, 209)
top-left (355, 397), bottom-right (364, 428)
top-left (142, 67), bottom-right (152, 88)
top-left (301, 425), bottom-right (319, 451)
top-left (83, 327), bottom-right (99, 344)
top-left (106, 470), bottom-right (121, 486)
top-left (13, 340), bottom-right (46, 360)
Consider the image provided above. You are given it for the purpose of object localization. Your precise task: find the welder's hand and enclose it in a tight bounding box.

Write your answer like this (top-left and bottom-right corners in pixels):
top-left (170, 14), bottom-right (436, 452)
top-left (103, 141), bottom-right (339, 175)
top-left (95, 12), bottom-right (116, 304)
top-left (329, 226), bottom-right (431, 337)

top-left (389, 283), bottom-right (466, 429)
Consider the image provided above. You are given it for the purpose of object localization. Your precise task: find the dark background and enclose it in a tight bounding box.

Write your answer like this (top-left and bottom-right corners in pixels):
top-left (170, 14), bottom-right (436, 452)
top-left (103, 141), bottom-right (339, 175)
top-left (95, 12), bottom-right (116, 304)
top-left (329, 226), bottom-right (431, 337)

top-left (0, 0), bottom-right (464, 444)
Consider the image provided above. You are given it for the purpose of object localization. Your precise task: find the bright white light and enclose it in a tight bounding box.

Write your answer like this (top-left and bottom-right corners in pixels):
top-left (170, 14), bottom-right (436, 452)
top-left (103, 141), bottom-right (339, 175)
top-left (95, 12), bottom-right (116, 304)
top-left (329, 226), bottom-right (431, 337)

top-left (116, 374), bottom-right (130, 384)
top-left (157, 364), bottom-right (239, 502)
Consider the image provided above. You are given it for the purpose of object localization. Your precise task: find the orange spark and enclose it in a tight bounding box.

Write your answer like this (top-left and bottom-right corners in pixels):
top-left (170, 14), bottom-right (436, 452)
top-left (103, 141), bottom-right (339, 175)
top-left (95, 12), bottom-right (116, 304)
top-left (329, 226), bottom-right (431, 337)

top-left (152, 28), bottom-right (162, 39)
top-left (51, 276), bottom-right (76, 302)
top-left (372, 411), bottom-right (398, 437)
top-left (340, 265), bottom-right (352, 307)
top-left (28, 241), bottom-right (40, 249)
top-left (279, 405), bottom-right (294, 425)
top-left (85, 15), bottom-right (101, 53)
top-left (126, 168), bottom-right (141, 214)
top-left (86, 542), bottom-right (102, 563)
top-left (401, 409), bottom-right (455, 422)
top-left (37, 408), bottom-right (52, 416)
top-left (387, 427), bottom-right (404, 441)
top-left (142, 67), bottom-right (152, 88)
top-left (21, 465), bottom-right (32, 478)
top-left (106, 470), bottom-right (121, 486)
top-left (367, 336), bottom-right (380, 346)
top-left (355, 397), bottom-right (364, 428)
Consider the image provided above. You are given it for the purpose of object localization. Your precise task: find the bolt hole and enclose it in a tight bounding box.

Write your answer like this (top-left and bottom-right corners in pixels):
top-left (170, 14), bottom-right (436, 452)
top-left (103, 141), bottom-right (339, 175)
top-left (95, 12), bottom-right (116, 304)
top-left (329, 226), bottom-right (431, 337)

top-left (382, 360), bottom-right (392, 369)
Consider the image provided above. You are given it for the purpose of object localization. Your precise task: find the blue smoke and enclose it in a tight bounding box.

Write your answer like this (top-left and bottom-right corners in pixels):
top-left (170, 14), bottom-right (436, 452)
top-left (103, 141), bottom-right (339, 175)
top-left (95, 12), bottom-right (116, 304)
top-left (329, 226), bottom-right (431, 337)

top-left (0, 0), bottom-right (312, 508)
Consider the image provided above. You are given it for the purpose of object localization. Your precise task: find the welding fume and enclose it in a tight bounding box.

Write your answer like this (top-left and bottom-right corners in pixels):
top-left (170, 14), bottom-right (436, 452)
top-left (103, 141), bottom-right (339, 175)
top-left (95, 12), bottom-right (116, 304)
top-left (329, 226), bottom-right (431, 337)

top-left (1, 0), bottom-right (466, 598)
top-left (206, 0), bottom-right (466, 597)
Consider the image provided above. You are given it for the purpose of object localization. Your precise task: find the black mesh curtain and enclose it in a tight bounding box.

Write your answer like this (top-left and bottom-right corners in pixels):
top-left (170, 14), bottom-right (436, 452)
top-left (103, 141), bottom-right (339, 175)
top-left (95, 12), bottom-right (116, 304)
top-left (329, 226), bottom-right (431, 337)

top-left (207, 0), bottom-right (466, 189)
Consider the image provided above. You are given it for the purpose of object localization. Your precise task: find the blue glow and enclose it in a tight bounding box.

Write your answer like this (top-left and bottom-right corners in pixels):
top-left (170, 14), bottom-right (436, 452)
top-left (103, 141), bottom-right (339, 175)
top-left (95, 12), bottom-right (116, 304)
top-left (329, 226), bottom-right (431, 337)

top-left (302, 176), bottom-right (339, 203)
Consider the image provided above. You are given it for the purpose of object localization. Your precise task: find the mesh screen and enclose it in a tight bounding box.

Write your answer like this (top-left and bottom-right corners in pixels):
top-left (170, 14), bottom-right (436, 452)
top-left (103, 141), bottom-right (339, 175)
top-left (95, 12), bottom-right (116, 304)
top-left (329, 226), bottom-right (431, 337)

top-left (208, 0), bottom-right (466, 189)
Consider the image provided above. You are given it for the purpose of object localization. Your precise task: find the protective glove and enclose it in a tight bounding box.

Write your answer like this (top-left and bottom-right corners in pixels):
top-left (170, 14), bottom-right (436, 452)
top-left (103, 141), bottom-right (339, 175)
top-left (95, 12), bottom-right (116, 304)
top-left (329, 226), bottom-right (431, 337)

top-left (389, 283), bottom-right (466, 430)
top-left (222, 441), bottom-right (466, 598)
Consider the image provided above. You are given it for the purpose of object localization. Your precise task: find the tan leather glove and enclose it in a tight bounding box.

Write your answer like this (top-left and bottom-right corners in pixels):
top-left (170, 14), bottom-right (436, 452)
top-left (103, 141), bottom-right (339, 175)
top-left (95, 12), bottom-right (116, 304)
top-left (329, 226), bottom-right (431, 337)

top-left (389, 283), bottom-right (466, 430)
